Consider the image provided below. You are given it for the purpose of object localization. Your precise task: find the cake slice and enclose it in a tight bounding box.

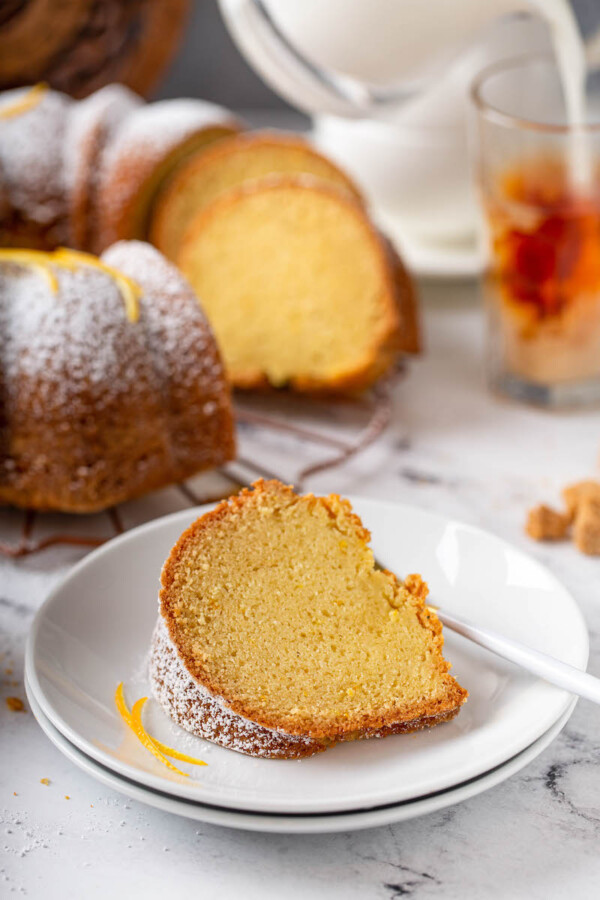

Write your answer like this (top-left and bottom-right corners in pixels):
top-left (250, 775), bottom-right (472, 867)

top-left (177, 177), bottom-right (419, 393)
top-left (151, 480), bottom-right (467, 759)
top-left (149, 131), bottom-right (363, 261)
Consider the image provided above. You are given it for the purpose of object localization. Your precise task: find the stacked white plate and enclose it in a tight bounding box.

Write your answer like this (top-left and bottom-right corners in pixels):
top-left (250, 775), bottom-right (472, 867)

top-left (25, 498), bottom-right (588, 834)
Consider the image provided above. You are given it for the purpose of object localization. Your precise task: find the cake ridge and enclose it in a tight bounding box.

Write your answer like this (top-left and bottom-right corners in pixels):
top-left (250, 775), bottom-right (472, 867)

top-left (0, 240), bottom-right (235, 512)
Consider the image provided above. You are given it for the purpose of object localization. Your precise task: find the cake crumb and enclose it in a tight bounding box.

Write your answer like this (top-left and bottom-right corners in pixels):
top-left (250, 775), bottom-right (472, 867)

top-left (40, 778), bottom-right (50, 786)
top-left (525, 504), bottom-right (569, 541)
top-left (5, 697), bottom-right (25, 712)
top-left (573, 499), bottom-right (600, 555)
top-left (562, 480), bottom-right (600, 521)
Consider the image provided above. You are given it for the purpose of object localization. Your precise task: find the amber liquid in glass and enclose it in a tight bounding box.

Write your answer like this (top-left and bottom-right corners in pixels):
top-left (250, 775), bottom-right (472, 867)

top-left (486, 157), bottom-right (600, 386)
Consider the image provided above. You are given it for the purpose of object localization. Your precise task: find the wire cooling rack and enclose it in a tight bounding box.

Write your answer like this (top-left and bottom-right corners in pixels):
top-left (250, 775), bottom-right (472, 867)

top-left (0, 372), bottom-right (399, 559)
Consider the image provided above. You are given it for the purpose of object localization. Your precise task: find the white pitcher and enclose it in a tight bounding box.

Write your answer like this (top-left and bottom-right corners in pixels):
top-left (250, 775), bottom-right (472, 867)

top-left (218, 0), bottom-right (586, 120)
top-left (218, 0), bottom-right (591, 253)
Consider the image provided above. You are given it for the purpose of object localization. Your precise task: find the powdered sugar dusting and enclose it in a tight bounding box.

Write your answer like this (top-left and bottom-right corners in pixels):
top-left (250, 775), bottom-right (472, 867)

top-left (96, 98), bottom-right (241, 242)
top-left (0, 240), bottom-right (233, 509)
top-left (0, 259), bottom-right (151, 414)
top-left (150, 618), bottom-right (320, 759)
top-left (101, 98), bottom-right (239, 170)
top-left (0, 87), bottom-right (72, 226)
top-left (64, 84), bottom-right (143, 236)
top-left (102, 240), bottom-right (234, 476)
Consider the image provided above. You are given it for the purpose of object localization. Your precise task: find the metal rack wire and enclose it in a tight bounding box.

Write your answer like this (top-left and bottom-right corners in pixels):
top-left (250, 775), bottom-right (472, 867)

top-left (0, 373), bottom-right (398, 559)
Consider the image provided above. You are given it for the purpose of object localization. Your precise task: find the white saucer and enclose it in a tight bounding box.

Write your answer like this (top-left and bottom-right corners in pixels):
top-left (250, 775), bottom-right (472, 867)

top-left (25, 676), bottom-right (576, 834)
top-left (381, 220), bottom-right (484, 280)
top-left (26, 498), bottom-right (588, 817)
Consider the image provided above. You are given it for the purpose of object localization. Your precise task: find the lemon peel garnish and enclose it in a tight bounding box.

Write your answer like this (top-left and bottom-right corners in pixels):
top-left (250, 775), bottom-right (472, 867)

top-left (147, 735), bottom-right (208, 767)
top-left (0, 249), bottom-right (58, 293)
top-left (115, 683), bottom-right (206, 775)
top-left (0, 83), bottom-right (47, 119)
top-left (53, 248), bottom-right (142, 322)
top-left (115, 683), bottom-right (187, 776)
top-left (0, 247), bottom-right (142, 321)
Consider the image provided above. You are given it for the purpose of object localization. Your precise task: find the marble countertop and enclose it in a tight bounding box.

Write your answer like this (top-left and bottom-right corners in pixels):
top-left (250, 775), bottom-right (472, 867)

top-left (2, 278), bottom-right (599, 900)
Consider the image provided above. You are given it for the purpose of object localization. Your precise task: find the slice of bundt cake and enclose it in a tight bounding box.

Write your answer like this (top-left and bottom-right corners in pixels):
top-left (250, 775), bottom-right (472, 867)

top-left (177, 177), bottom-right (419, 393)
top-left (149, 131), bottom-right (364, 262)
top-left (94, 99), bottom-right (242, 252)
top-left (151, 480), bottom-right (467, 759)
top-left (0, 241), bottom-right (234, 512)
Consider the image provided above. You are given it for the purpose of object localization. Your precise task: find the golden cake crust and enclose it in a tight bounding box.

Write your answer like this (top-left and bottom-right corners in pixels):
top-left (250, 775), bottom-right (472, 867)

top-left (150, 617), bottom-right (462, 759)
top-left (158, 480), bottom-right (467, 746)
top-left (150, 130), bottom-right (365, 260)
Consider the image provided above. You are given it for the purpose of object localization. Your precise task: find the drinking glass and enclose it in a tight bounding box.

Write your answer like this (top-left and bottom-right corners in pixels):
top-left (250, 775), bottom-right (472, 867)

top-left (471, 56), bottom-right (600, 406)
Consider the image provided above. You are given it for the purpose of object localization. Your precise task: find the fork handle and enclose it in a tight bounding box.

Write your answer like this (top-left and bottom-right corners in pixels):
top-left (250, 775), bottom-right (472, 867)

top-left (437, 608), bottom-right (599, 705)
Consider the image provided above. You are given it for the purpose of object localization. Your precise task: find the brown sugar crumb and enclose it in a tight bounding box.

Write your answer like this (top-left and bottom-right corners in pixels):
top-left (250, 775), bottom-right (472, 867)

top-left (6, 696), bottom-right (25, 712)
top-left (40, 778), bottom-right (50, 786)
top-left (562, 480), bottom-right (600, 521)
top-left (525, 504), bottom-right (570, 541)
top-left (5, 667), bottom-right (13, 676)
top-left (573, 498), bottom-right (600, 555)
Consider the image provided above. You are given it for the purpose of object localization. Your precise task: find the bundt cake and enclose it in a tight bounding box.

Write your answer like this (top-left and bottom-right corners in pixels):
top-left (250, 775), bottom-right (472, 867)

top-left (0, 82), bottom-right (420, 396)
top-left (0, 0), bottom-right (191, 100)
top-left (150, 480), bottom-right (467, 759)
top-left (177, 177), bottom-right (419, 393)
top-left (93, 99), bottom-right (242, 252)
top-left (149, 131), bottom-right (364, 262)
top-left (0, 84), bottom-right (73, 250)
top-left (0, 241), bottom-right (234, 512)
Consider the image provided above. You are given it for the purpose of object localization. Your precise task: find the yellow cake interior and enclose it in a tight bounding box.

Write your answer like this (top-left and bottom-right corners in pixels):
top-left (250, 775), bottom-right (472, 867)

top-left (162, 481), bottom-right (465, 738)
top-left (178, 181), bottom-right (398, 391)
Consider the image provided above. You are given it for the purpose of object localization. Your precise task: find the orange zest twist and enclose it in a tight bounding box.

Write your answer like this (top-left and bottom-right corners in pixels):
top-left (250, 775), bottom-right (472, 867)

top-left (0, 250), bottom-right (59, 293)
top-left (0, 249), bottom-right (142, 322)
top-left (53, 249), bottom-right (142, 322)
top-left (115, 683), bottom-right (207, 776)
top-left (0, 83), bottom-right (47, 119)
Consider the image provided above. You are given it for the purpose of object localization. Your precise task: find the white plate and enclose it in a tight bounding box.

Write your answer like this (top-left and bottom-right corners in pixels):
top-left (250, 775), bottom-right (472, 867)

top-left (25, 676), bottom-right (576, 834)
top-left (26, 498), bottom-right (588, 816)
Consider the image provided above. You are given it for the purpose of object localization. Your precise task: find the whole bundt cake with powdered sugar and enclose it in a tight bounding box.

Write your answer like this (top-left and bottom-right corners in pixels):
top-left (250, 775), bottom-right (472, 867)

top-left (0, 82), bottom-right (419, 397)
top-left (0, 241), bottom-right (235, 512)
